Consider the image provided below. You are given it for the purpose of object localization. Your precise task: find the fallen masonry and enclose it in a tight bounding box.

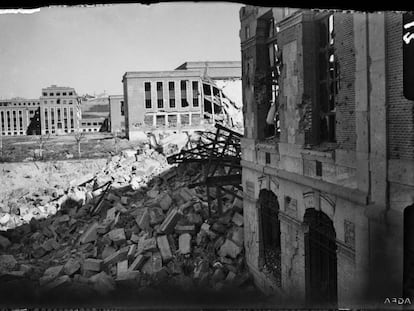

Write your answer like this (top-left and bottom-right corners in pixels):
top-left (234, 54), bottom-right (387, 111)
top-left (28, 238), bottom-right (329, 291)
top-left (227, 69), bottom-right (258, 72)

top-left (0, 145), bottom-right (259, 304)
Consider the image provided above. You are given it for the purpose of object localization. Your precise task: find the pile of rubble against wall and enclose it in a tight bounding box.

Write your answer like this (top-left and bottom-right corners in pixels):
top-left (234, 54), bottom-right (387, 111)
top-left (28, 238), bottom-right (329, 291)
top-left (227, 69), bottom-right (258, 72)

top-left (0, 148), bottom-right (255, 300)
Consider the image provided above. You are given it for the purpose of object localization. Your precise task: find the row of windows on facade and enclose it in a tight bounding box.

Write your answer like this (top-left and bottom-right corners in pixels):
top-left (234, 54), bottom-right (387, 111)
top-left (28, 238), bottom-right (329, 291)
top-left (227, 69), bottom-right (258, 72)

top-left (0, 102), bottom-right (40, 107)
top-left (42, 91), bottom-right (74, 97)
top-left (44, 99), bottom-right (75, 105)
top-left (143, 113), bottom-right (201, 127)
top-left (144, 81), bottom-right (200, 109)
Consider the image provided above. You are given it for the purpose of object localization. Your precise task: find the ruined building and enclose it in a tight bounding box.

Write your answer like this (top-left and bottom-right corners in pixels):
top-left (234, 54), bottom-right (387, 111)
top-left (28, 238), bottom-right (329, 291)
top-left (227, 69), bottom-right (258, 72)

top-left (240, 7), bottom-right (414, 307)
top-left (122, 61), bottom-right (242, 141)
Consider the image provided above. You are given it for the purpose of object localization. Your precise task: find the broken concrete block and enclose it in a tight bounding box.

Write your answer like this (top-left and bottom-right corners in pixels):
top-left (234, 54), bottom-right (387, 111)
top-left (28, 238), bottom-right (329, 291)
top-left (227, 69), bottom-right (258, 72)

top-left (225, 271), bottom-right (236, 283)
top-left (89, 271), bottom-right (115, 294)
top-left (174, 224), bottom-right (196, 235)
top-left (159, 208), bottom-right (181, 234)
top-left (230, 227), bottom-right (244, 247)
top-left (120, 196), bottom-right (128, 205)
top-left (107, 228), bottom-right (126, 244)
top-left (80, 222), bottom-right (99, 244)
top-left (68, 188), bottom-right (86, 205)
top-left (42, 238), bottom-right (60, 252)
top-left (107, 192), bottom-right (120, 203)
top-left (0, 235), bottom-right (11, 249)
top-left (83, 258), bottom-right (103, 272)
top-left (130, 233), bottom-right (140, 243)
top-left (64, 258), bottom-right (81, 276)
top-left (232, 212), bottom-right (244, 226)
top-left (43, 275), bottom-right (71, 291)
top-left (212, 268), bottom-right (226, 283)
top-left (105, 207), bottom-right (117, 222)
top-left (101, 245), bottom-right (116, 259)
top-left (147, 188), bottom-right (159, 199)
top-left (117, 270), bottom-right (141, 281)
top-left (136, 208), bottom-right (150, 230)
top-left (137, 237), bottom-right (157, 254)
top-left (103, 246), bottom-right (129, 266)
top-left (211, 222), bottom-right (226, 234)
top-left (179, 187), bottom-right (195, 202)
top-left (0, 254), bottom-right (17, 273)
top-left (187, 212), bottom-right (203, 226)
top-left (158, 193), bottom-right (172, 211)
top-left (117, 260), bottom-right (128, 278)
top-left (40, 265), bottom-right (64, 285)
top-left (129, 254), bottom-right (148, 271)
top-left (149, 206), bottom-right (165, 225)
top-left (232, 196), bottom-right (243, 210)
top-left (218, 239), bottom-right (242, 259)
top-left (178, 233), bottom-right (191, 255)
top-left (157, 235), bottom-right (173, 261)
top-left (127, 244), bottom-right (137, 259)
top-left (141, 252), bottom-right (163, 275)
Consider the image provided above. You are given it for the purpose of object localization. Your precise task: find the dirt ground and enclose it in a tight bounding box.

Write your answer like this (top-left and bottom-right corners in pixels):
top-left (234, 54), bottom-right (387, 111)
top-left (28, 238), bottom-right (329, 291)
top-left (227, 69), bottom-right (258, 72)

top-left (0, 133), bottom-right (143, 163)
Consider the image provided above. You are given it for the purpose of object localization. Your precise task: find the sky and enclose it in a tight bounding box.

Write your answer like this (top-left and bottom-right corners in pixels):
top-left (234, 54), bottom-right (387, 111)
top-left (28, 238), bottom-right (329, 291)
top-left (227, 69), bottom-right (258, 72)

top-left (0, 2), bottom-right (243, 99)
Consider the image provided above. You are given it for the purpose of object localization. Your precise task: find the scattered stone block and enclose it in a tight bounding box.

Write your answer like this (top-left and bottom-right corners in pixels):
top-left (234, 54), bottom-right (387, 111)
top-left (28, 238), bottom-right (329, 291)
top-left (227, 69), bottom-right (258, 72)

top-left (89, 271), bottom-right (115, 294)
top-left (232, 212), bottom-right (244, 226)
top-left (40, 265), bottom-right (63, 285)
top-left (159, 208), bottom-right (181, 234)
top-left (130, 233), bottom-right (140, 243)
top-left (174, 224), bottom-right (196, 235)
top-left (136, 208), bottom-right (150, 230)
top-left (157, 235), bottom-right (173, 261)
top-left (232, 196), bottom-right (243, 210)
top-left (120, 196), bottom-right (128, 205)
top-left (0, 254), bottom-right (17, 273)
top-left (127, 244), bottom-right (137, 259)
top-left (107, 228), bottom-right (126, 244)
top-left (117, 260), bottom-right (128, 278)
top-left (187, 212), bottom-right (202, 225)
top-left (80, 222), bottom-right (99, 244)
top-left (103, 246), bottom-right (129, 266)
top-left (83, 258), bottom-right (103, 272)
top-left (141, 252), bottom-right (163, 275)
top-left (225, 271), bottom-right (236, 283)
top-left (129, 254), bottom-right (148, 271)
top-left (149, 206), bottom-right (165, 225)
top-left (230, 227), bottom-right (244, 247)
top-left (107, 193), bottom-right (120, 203)
top-left (218, 239), bottom-right (242, 259)
top-left (64, 258), bottom-right (81, 276)
top-left (42, 238), bottom-right (60, 252)
top-left (0, 235), bottom-right (11, 249)
top-left (178, 233), bottom-right (191, 255)
top-left (101, 245), bottom-right (116, 259)
top-left (158, 193), bottom-right (172, 211)
top-left (137, 237), bottom-right (157, 254)
top-left (117, 270), bottom-right (140, 281)
top-left (212, 268), bottom-right (225, 283)
top-left (43, 275), bottom-right (71, 291)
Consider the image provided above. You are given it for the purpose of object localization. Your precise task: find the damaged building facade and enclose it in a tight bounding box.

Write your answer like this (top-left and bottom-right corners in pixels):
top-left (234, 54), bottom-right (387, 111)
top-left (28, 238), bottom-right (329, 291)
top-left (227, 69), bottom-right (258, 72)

top-left (122, 61), bottom-right (243, 141)
top-left (240, 7), bottom-right (414, 307)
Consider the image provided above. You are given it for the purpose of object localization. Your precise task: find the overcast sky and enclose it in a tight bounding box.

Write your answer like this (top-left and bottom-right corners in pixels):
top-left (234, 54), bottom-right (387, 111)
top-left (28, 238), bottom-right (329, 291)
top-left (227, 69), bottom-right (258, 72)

top-left (0, 2), bottom-right (243, 99)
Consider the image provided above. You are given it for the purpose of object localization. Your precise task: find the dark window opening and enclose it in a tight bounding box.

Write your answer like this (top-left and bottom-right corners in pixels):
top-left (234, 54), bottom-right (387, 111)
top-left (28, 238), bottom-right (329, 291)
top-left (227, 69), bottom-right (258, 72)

top-left (169, 99), bottom-right (176, 108)
top-left (120, 101), bottom-right (125, 116)
top-left (145, 82), bottom-right (152, 109)
top-left (181, 80), bottom-right (188, 107)
top-left (303, 208), bottom-right (337, 306)
top-left (157, 82), bottom-right (164, 108)
top-left (192, 81), bottom-right (199, 107)
top-left (318, 14), bottom-right (338, 143)
top-left (258, 190), bottom-right (281, 287)
top-left (316, 160), bottom-right (322, 176)
top-left (265, 152), bottom-right (271, 164)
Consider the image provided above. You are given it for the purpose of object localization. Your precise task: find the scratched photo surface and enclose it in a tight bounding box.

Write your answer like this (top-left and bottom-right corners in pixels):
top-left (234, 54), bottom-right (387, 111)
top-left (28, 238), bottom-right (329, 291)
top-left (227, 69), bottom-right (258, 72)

top-left (0, 3), bottom-right (413, 310)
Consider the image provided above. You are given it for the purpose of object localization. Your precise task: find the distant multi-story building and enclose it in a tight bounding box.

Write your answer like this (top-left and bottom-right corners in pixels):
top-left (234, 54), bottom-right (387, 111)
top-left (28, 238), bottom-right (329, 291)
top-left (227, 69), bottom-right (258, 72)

top-left (39, 85), bottom-right (80, 135)
top-left (122, 61), bottom-right (243, 140)
top-left (0, 98), bottom-right (41, 136)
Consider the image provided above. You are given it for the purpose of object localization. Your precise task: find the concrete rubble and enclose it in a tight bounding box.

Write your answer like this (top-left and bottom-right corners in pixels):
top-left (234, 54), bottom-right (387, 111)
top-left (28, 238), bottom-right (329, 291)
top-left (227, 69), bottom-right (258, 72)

top-left (0, 147), bottom-right (255, 299)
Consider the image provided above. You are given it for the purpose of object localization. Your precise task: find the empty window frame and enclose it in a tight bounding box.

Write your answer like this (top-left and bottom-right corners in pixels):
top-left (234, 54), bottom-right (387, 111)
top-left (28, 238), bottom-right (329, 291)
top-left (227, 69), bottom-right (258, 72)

top-left (181, 113), bottom-right (190, 126)
top-left (180, 80), bottom-right (189, 107)
top-left (168, 114), bottom-right (177, 127)
top-left (192, 81), bottom-right (199, 107)
top-left (157, 82), bottom-right (164, 109)
top-left (169, 81), bottom-right (176, 108)
top-left (120, 101), bottom-right (125, 116)
top-left (156, 115), bottom-right (166, 127)
top-left (145, 82), bottom-right (152, 109)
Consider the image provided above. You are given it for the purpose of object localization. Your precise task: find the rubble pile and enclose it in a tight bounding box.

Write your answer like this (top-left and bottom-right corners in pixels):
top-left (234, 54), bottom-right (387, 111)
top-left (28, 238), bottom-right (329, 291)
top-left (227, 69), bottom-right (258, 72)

top-left (0, 147), bottom-right (256, 302)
